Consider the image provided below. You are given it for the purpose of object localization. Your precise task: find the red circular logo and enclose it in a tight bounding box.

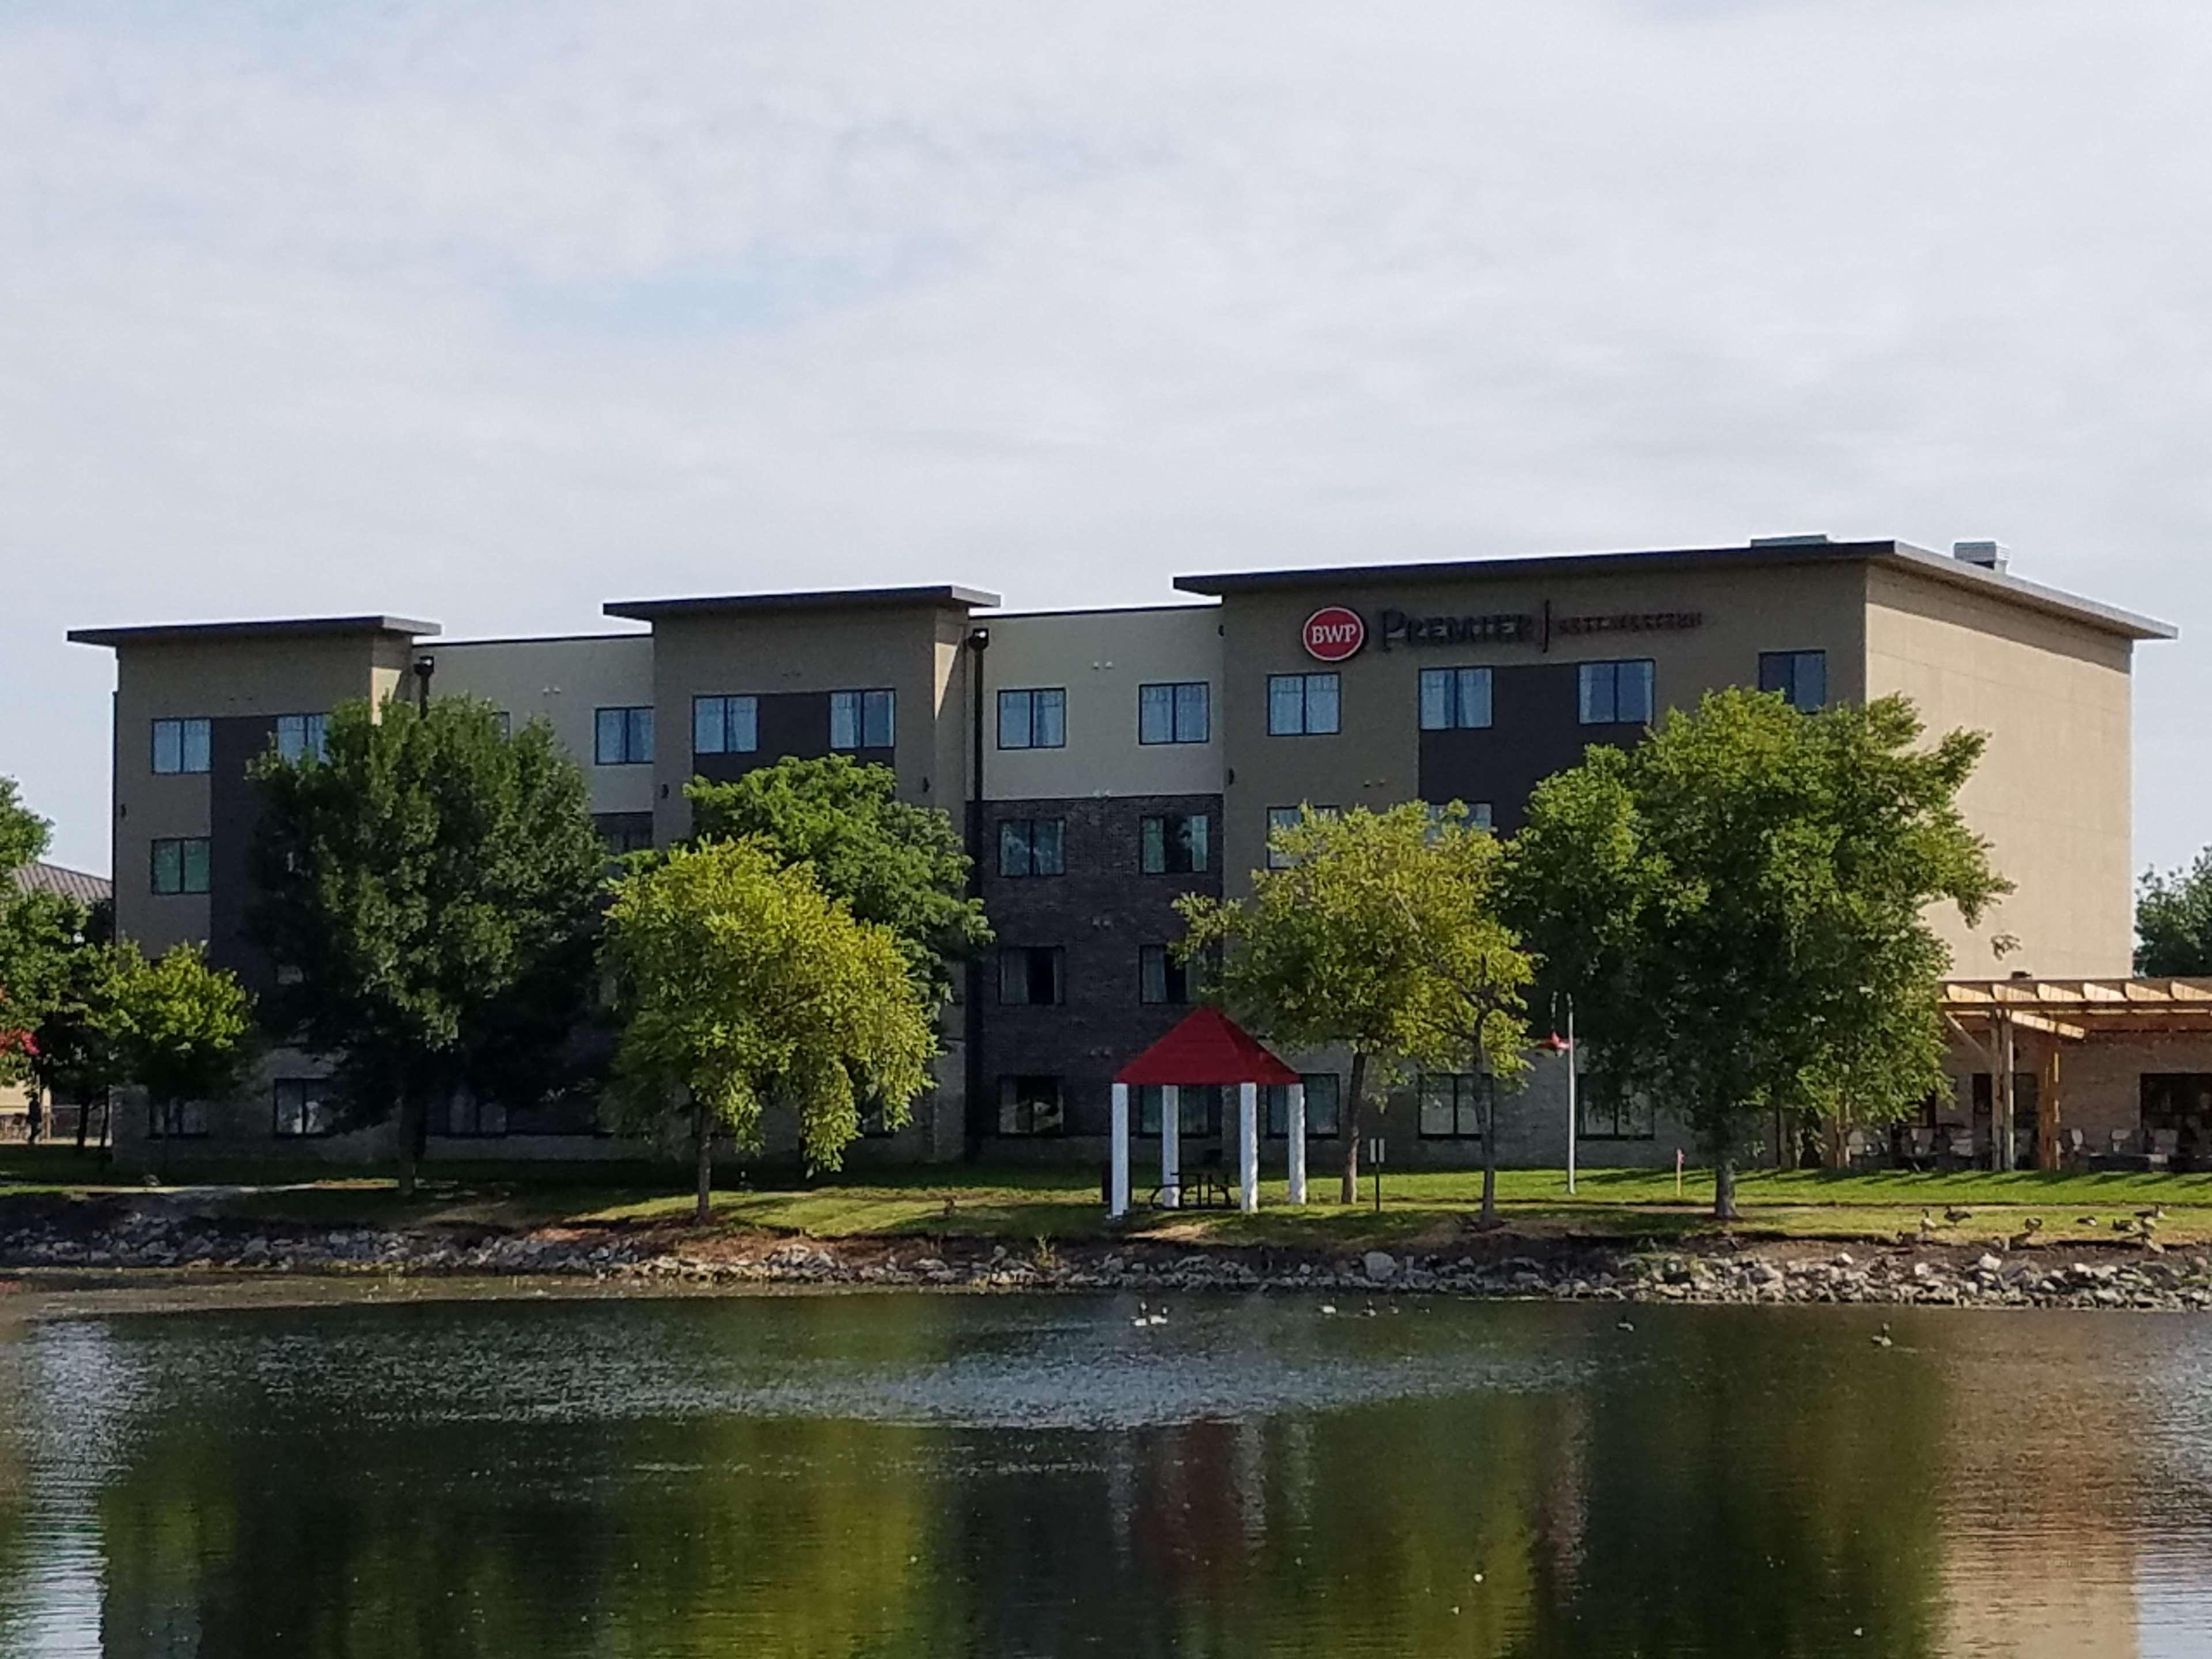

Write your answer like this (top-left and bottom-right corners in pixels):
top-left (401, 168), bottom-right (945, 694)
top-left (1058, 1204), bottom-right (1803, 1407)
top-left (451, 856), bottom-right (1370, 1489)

top-left (1301, 606), bottom-right (1366, 662)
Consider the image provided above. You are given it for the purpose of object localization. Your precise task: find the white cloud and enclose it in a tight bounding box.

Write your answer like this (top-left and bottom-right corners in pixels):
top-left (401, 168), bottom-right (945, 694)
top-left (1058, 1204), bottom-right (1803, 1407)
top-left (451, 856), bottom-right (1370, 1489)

top-left (4, 0), bottom-right (2209, 876)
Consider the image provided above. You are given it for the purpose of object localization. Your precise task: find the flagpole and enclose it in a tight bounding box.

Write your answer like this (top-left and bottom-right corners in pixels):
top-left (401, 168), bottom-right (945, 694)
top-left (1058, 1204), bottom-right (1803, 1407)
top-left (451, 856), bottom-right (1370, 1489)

top-left (1565, 995), bottom-right (1578, 1198)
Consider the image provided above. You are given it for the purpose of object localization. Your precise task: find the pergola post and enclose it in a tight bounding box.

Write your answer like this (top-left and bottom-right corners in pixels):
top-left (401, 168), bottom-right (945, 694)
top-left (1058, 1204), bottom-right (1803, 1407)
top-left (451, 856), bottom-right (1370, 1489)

top-left (1237, 1081), bottom-right (1259, 1213)
top-left (2039, 1037), bottom-right (2063, 1171)
top-left (1996, 1009), bottom-right (2017, 1172)
top-left (1287, 1082), bottom-right (1308, 1205)
top-left (1109, 1082), bottom-right (1131, 1217)
top-left (1160, 1085), bottom-right (1180, 1209)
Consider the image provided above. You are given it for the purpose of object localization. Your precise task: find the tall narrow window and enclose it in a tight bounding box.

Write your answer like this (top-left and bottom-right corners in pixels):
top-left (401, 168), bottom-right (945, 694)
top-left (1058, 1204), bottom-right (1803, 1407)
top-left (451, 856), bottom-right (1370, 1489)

top-left (997, 688), bottom-right (1066, 749)
top-left (1264, 1074), bottom-right (1343, 1137)
top-left (1577, 660), bottom-right (1655, 726)
top-left (1137, 1084), bottom-right (1222, 1137)
top-left (1418, 668), bottom-right (1494, 731)
top-left (1267, 673), bottom-right (1341, 736)
top-left (1418, 1072), bottom-right (1486, 1138)
top-left (997, 817), bottom-right (1066, 877)
top-left (594, 706), bottom-right (654, 764)
top-left (830, 688), bottom-right (895, 750)
top-left (1265, 805), bottom-right (1339, 869)
top-left (151, 717), bottom-right (212, 775)
top-left (998, 1075), bottom-right (1065, 1135)
top-left (1139, 944), bottom-right (1191, 1006)
top-left (150, 838), bottom-right (211, 896)
top-left (692, 695), bottom-right (759, 756)
top-left (1139, 681), bottom-right (1209, 744)
top-left (272, 1078), bottom-right (338, 1137)
top-left (274, 713), bottom-right (328, 764)
top-left (998, 946), bottom-right (1066, 1006)
top-left (1758, 650), bottom-right (1827, 713)
top-left (1140, 812), bottom-right (1210, 875)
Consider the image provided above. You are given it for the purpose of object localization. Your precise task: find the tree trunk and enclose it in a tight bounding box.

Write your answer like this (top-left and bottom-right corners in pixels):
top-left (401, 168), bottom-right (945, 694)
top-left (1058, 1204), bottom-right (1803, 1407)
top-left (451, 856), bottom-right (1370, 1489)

top-left (396, 1086), bottom-right (425, 1201)
top-left (75, 1095), bottom-right (89, 1150)
top-left (1713, 1150), bottom-right (1738, 1222)
top-left (1479, 1060), bottom-right (1499, 1223)
top-left (1340, 1051), bottom-right (1368, 1206)
top-left (693, 1099), bottom-right (714, 1224)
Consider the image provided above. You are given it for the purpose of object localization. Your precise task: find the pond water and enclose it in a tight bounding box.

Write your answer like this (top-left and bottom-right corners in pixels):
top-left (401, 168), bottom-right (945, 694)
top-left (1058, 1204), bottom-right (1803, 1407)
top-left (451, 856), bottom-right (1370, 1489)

top-left (2, 1283), bottom-right (2211, 1658)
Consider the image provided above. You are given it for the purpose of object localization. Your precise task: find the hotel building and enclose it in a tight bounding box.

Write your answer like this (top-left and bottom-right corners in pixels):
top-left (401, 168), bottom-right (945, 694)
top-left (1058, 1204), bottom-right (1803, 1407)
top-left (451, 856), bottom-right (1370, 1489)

top-left (69, 536), bottom-right (2179, 1170)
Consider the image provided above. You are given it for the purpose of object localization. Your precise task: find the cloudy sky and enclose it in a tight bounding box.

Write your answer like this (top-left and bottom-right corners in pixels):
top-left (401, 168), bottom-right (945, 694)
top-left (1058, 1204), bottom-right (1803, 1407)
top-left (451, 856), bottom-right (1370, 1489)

top-left (5, 1), bottom-right (2209, 875)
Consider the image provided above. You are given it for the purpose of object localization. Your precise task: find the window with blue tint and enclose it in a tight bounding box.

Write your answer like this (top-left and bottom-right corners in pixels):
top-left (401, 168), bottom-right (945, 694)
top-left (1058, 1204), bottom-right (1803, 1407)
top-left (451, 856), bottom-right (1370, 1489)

top-left (692, 695), bottom-right (759, 756)
top-left (997, 687), bottom-right (1066, 749)
top-left (1758, 650), bottom-right (1827, 713)
top-left (1418, 667), bottom-right (1493, 731)
top-left (1424, 801), bottom-right (1493, 838)
top-left (151, 717), bottom-right (211, 775)
top-left (1268, 673), bottom-right (1340, 736)
top-left (1418, 1072), bottom-right (1486, 1138)
top-left (1577, 660), bottom-right (1656, 726)
top-left (1264, 1074), bottom-right (1342, 1137)
top-left (594, 706), bottom-right (654, 765)
top-left (1265, 805), bottom-right (1339, 869)
top-left (1139, 944), bottom-right (1191, 1006)
top-left (997, 817), bottom-right (1065, 878)
top-left (275, 713), bottom-right (328, 763)
top-left (1137, 1084), bottom-right (1222, 1138)
top-left (1139, 681), bottom-right (1209, 744)
top-left (1140, 812), bottom-right (1210, 874)
top-left (151, 837), bottom-right (211, 896)
top-left (997, 946), bottom-right (1065, 1005)
top-left (831, 688), bottom-right (895, 750)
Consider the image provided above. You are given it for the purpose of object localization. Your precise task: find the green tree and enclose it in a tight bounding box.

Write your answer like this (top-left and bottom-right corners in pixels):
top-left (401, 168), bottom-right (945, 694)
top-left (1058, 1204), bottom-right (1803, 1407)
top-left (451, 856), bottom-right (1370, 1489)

top-left (685, 757), bottom-right (991, 999)
top-left (28, 941), bottom-right (132, 1149)
top-left (604, 838), bottom-right (938, 1219)
top-left (248, 696), bottom-right (607, 1197)
top-left (2135, 848), bottom-right (2212, 975)
top-left (1506, 689), bottom-right (2008, 1219)
top-left (104, 942), bottom-right (257, 1138)
top-left (1177, 803), bottom-right (1519, 1206)
top-left (0, 778), bottom-right (92, 1086)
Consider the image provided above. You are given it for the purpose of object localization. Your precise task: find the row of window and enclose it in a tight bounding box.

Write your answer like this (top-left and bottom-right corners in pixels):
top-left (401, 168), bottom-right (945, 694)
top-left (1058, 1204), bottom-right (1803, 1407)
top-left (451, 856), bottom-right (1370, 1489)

top-left (995, 944), bottom-right (1202, 1006)
top-left (150, 714), bottom-right (329, 776)
top-left (151, 1079), bottom-right (610, 1141)
top-left (602, 688), bottom-right (896, 766)
top-left (991, 1072), bottom-right (1654, 1139)
top-left (999, 682), bottom-right (1213, 749)
top-left (997, 811), bottom-right (1213, 879)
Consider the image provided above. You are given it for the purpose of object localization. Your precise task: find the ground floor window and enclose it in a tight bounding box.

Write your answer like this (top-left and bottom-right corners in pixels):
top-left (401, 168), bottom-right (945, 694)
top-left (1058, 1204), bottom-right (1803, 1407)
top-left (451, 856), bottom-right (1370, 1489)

top-left (1137, 1084), bottom-right (1221, 1137)
top-left (147, 1099), bottom-right (208, 1138)
top-left (1263, 1074), bottom-right (1342, 1137)
top-left (1580, 1089), bottom-right (1656, 1141)
top-left (272, 1078), bottom-right (338, 1138)
top-left (998, 1075), bottom-right (1064, 1136)
top-left (2140, 1074), bottom-right (2212, 1157)
top-left (1418, 1073), bottom-right (1486, 1139)
top-left (446, 1092), bottom-right (508, 1137)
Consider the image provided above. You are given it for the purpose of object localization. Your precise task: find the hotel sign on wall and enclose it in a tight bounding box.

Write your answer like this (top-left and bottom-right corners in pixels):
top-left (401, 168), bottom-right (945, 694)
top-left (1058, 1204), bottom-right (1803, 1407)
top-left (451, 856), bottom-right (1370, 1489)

top-left (1304, 602), bottom-right (1703, 658)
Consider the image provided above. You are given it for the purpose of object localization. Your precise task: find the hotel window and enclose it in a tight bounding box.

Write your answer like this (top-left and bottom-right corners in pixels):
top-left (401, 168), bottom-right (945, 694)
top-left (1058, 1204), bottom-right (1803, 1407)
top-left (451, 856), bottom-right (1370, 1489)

top-left (445, 1092), bottom-right (509, 1138)
top-left (998, 1075), bottom-right (1065, 1136)
top-left (1418, 667), bottom-right (1494, 732)
top-left (857, 1097), bottom-right (900, 1138)
top-left (1424, 801), bottom-right (1494, 837)
top-left (1758, 650), bottom-right (1828, 714)
top-left (1140, 812), bottom-right (1210, 874)
top-left (1139, 681), bottom-right (1210, 745)
top-left (494, 711), bottom-right (512, 739)
top-left (1580, 1090), bottom-right (1657, 1142)
top-left (998, 817), bottom-right (1066, 878)
top-left (692, 695), bottom-right (759, 756)
top-left (998, 946), bottom-right (1065, 1006)
top-left (1268, 673), bottom-right (1340, 736)
top-left (998, 688), bottom-right (1066, 750)
top-left (594, 706), bottom-right (655, 766)
top-left (1265, 805), bottom-right (1339, 869)
top-left (1139, 944), bottom-right (1192, 1006)
top-left (147, 1099), bottom-right (208, 1139)
top-left (830, 689), bottom-right (895, 751)
top-left (1577, 660), bottom-right (1655, 726)
top-left (1264, 1074), bottom-right (1343, 1137)
top-left (595, 813), bottom-right (656, 857)
top-left (1418, 1072), bottom-right (1487, 1139)
top-left (272, 1078), bottom-right (338, 1138)
top-left (150, 717), bottom-right (211, 775)
top-left (150, 838), bottom-right (211, 896)
top-left (1138, 1084), bottom-right (1222, 1137)
top-left (274, 713), bottom-right (328, 764)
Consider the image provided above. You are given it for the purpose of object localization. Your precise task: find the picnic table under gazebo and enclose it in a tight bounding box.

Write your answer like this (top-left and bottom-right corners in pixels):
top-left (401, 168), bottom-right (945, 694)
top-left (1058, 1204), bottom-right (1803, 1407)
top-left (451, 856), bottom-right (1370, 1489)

top-left (1108, 1005), bottom-right (1310, 1218)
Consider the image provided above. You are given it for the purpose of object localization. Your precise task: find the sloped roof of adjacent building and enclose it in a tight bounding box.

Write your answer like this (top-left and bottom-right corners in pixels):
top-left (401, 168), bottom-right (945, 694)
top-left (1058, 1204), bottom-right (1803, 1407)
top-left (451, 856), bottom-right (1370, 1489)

top-left (10, 862), bottom-right (111, 907)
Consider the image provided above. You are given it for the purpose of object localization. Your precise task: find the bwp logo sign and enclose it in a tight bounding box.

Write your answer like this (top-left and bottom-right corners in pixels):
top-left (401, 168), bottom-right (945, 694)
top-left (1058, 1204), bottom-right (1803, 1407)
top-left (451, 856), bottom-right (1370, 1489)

top-left (1301, 606), bottom-right (1366, 662)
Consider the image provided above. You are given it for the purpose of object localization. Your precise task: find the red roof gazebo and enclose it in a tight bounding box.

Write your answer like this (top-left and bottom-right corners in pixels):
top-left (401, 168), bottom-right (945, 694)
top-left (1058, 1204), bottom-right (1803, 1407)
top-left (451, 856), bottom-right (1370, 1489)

top-left (1109, 1007), bottom-right (1307, 1216)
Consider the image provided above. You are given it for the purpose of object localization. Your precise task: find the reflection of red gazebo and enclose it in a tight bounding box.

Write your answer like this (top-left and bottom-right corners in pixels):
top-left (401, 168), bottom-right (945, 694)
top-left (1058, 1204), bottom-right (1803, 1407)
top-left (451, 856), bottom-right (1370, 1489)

top-left (1109, 1006), bottom-right (1306, 1217)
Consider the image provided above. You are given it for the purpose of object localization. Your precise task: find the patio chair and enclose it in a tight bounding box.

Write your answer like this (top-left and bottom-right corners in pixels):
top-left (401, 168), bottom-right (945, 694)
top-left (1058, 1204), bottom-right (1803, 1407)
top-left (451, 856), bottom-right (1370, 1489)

top-left (2110, 1127), bottom-right (2135, 1159)
top-left (1948, 1130), bottom-right (1976, 1168)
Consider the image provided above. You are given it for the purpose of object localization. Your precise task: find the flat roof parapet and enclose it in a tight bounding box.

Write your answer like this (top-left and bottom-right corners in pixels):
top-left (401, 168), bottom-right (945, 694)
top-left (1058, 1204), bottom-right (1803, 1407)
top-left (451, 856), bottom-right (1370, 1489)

top-left (68, 615), bottom-right (440, 648)
top-left (604, 584), bottom-right (999, 622)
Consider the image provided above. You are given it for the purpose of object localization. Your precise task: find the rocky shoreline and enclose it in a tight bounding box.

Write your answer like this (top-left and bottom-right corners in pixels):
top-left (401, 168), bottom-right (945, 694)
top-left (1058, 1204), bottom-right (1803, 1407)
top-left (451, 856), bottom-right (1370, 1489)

top-left (3, 1207), bottom-right (2210, 1310)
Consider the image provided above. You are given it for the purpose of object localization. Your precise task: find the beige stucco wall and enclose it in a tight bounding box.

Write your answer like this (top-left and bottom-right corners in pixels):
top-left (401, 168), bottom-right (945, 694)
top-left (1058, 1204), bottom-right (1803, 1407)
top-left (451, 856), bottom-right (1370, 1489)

top-left (1213, 560), bottom-right (1870, 889)
top-left (1866, 566), bottom-right (2137, 978)
top-left (980, 605), bottom-right (1224, 801)
top-left (427, 633), bottom-right (656, 816)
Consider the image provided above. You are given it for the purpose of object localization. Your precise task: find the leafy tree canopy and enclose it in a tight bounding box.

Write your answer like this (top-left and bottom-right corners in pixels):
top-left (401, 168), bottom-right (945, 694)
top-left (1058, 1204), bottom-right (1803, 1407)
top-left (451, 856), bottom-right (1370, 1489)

top-left (2136, 849), bottom-right (2212, 976)
top-left (603, 837), bottom-right (938, 1217)
top-left (685, 757), bottom-right (990, 999)
top-left (1505, 688), bottom-right (2007, 1217)
top-left (0, 777), bottom-right (94, 1086)
top-left (248, 696), bottom-right (607, 1191)
top-left (102, 942), bottom-right (257, 1111)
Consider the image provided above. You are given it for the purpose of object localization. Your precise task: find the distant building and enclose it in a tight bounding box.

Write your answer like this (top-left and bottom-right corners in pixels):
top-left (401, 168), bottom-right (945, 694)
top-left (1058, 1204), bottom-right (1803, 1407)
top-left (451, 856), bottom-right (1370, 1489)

top-left (67, 536), bottom-right (2185, 1169)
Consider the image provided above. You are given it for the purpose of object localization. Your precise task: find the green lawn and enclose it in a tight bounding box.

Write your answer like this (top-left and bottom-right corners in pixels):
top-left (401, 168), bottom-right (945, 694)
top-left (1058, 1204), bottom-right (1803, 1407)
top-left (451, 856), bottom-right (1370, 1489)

top-left (6, 1145), bottom-right (2209, 1252)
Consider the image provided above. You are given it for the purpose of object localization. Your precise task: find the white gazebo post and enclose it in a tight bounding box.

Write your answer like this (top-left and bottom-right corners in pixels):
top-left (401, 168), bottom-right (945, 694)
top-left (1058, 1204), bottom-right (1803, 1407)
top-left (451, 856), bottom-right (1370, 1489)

top-left (1286, 1082), bottom-right (1308, 1205)
top-left (1160, 1084), bottom-right (1181, 1209)
top-left (1237, 1081), bottom-right (1259, 1214)
top-left (1109, 1082), bottom-right (1131, 1218)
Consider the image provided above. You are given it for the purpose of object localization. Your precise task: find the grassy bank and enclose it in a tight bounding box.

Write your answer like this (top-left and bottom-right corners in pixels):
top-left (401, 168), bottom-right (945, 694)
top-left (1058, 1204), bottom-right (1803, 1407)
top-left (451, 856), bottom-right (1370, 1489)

top-left (6, 1145), bottom-right (2211, 1252)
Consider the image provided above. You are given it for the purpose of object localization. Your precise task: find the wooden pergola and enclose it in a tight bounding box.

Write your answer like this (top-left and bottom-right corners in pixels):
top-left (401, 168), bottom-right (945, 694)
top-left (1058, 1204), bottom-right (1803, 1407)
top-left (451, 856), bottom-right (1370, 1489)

top-left (1941, 976), bottom-right (2212, 1169)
